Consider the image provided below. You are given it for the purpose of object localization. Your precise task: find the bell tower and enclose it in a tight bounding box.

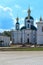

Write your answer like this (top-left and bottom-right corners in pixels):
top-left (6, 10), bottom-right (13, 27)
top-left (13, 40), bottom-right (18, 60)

top-left (16, 17), bottom-right (19, 30)
top-left (25, 8), bottom-right (31, 29)
top-left (36, 16), bottom-right (43, 44)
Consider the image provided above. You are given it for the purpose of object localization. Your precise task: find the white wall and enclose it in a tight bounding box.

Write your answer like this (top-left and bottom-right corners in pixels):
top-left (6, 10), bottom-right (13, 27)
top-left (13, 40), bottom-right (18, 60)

top-left (11, 29), bottom-right (36, 44)
top-left (0, 36), bottom-right (10, 46)
top-left (21, 29), bottom-right (36, 44)
top-left (37, 22), bottom-right (43, 44)
top-left (13, 30), bottom-right (21, 44)
top-left (37, 36), bottom-right (43, 44)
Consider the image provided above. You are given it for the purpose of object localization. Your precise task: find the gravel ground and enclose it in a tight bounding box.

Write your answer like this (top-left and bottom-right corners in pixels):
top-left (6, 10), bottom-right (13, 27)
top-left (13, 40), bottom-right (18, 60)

top-left (0, 51), bottom-right (43, 65)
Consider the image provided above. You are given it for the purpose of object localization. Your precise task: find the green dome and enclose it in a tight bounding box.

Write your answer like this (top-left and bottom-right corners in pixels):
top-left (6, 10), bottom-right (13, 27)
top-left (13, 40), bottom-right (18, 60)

top-left (20, 26), bottom-right (26, 30)
top-left (25, 16), bottom-right (34, 20)
top-left (31, 25), bottom-right (37, 30)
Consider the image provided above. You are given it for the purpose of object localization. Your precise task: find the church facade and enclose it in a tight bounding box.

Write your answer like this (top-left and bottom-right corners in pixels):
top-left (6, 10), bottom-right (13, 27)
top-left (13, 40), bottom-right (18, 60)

top-left (37, 17), bottom-right (43, 45)
top-left (11, 8), bottom-right (43, 45)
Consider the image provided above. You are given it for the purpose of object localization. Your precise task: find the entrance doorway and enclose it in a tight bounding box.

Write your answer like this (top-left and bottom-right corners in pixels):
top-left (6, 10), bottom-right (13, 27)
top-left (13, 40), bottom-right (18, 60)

top-left (27, 38), bottom-right (29, 43)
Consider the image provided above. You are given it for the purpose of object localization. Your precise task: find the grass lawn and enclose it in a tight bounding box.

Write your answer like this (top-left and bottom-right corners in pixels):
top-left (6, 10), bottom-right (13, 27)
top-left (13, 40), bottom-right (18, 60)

top-left (0, 47), bottom-right (43, 51)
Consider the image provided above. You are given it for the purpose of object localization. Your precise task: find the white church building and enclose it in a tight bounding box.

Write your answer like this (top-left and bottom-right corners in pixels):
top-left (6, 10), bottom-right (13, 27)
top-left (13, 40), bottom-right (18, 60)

top-left (11, 8), bottom-right (43, 45)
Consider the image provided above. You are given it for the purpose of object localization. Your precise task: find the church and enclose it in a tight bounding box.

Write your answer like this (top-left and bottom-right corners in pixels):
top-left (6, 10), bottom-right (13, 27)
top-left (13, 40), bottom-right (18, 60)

top-left (11, 8), bottom-right (43, 45)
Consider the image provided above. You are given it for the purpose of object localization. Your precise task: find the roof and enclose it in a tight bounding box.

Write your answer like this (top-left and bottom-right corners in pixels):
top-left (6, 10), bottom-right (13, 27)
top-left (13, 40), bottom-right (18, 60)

top-left (20, 26), bottom-right (26, 30)
top-left (31, 25), bottom-right (37, 30)
top-left (20, 25), bottom-right (37, 30)
top-left (16, 22), bottom-right (19, 24)
top-left (25, 16), bottom-right (34, 20)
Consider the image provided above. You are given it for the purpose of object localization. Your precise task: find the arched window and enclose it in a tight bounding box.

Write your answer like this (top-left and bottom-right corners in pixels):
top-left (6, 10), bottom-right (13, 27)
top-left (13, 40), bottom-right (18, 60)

top-left (27, 20), bottom-right (30, 22)
top-left (28, 24), bottom-right (29, 28)
top-left (27, 38), bottom-right (29, 43)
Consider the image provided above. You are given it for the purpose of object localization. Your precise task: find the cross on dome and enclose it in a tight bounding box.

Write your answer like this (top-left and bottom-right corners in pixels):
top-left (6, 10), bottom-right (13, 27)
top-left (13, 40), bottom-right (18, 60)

top-left (40, 16), bottom-right (42, 21)
top-left (27, 8), bottom-right (31, 19)
top-left (16, 17), bottom-right (19, 22)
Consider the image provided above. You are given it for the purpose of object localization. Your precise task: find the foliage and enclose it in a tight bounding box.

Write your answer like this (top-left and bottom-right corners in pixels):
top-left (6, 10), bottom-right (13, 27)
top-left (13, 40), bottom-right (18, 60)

top-left (2, 31), bottom-right (11, 40)
top-left (0, 47), bottom-right (43, 51)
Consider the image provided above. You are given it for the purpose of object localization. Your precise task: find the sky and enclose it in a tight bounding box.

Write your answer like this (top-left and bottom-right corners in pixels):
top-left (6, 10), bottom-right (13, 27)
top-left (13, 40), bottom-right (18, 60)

top-left (0, 0), bottom-right (43, 32)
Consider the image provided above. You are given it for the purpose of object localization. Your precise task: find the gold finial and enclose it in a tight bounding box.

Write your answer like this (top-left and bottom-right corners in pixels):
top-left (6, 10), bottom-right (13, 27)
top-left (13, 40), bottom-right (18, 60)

top-left (16, 17), bottom-right (19, 22)
top-left (27, 8), bottom-right (31, 19)
top-left (40, 16), bottom-right (42, 21)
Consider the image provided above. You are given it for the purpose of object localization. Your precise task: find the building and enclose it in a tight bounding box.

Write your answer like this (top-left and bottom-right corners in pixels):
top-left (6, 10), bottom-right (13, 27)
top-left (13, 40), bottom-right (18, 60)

top-left (11, 8), bottom-right (37, 44)
top-left (0, 33), bottom-right (10, 47)
top-left (36, 17), bottom-right (43, 45)
top-left (11, 8), bottom-right (43, 45)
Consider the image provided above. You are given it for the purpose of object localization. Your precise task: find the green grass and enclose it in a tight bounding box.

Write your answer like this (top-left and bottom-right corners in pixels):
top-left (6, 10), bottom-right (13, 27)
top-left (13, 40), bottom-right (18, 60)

top-left (0, 47), bottom-right (43, 51)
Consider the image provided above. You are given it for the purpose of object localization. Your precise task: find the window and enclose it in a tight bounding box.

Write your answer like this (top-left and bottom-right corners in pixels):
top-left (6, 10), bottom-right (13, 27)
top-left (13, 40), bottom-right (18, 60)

top-left (27, 20), bottom-right (30, 22)
top-left (28, 24), bottom-right (29, 28)
top-left (27, 38), bottom-right (29, 43)
top-left (27, 34), bottom-right (29, 36)
top-left (42, 26), bottom-right (43, 32)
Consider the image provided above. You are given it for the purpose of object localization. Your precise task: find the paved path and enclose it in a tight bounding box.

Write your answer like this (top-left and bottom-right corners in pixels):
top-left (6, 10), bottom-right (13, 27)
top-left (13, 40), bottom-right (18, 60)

top-left (0, 51), bottom-right (43, 65)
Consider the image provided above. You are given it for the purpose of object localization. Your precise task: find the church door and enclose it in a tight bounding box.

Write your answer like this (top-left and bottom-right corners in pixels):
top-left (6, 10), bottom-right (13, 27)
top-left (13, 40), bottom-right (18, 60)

top-left (27, 38), bottom-right (29, 44)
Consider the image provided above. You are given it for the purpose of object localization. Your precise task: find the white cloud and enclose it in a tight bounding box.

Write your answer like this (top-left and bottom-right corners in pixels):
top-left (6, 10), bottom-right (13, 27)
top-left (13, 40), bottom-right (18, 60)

top-left (0, 5), bottom-right (15, 31)
top-left (0, 5), bottom-right (13, 18)
top-left (0, 29), bottom-right (11, 32)
top-left (4, 7), bottom-right (12, 12)
top-left (0, 29), bottom-right (4, 32)
top-left (35, 19), bottom-right (39, 22)
top-left (14, 4), bottom-right (21, 9)
top-left (0, 5), bottom-right (25, 31)
top-left (0, 6), bottom-right (12, 12)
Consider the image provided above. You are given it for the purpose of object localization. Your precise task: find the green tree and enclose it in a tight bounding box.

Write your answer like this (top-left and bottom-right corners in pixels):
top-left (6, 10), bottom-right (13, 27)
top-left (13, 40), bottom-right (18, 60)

top-left (3, 31), bottom-right (11, 40)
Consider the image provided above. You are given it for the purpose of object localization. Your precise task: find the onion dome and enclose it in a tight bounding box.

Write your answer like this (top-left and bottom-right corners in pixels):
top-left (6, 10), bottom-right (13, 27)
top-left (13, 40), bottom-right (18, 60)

top-left (25, 8), bottom-right (34, 20)
top-left (40, 16), bottom-right (42, 21)
top-left (16, 17), bottom-right (19, 24)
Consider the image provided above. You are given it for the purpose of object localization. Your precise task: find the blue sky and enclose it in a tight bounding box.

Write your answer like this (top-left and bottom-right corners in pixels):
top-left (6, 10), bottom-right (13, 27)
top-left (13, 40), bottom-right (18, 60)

top-left (0, 0), bottom-right (43, 32)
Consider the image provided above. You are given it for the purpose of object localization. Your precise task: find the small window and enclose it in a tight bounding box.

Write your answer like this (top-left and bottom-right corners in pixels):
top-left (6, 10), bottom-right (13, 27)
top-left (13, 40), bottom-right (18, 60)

top-left (27, 34), bottom-right (29, 36)
top-left (42, 26), bottom-right (43, 32)
top-left (27, 20), bottom-right (30, 22)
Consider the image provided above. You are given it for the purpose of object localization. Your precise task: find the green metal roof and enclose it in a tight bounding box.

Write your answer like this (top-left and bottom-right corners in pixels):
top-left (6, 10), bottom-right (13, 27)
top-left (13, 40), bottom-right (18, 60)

top-left (20, 25), bottom-right (37, 30)
top-left (31, 25), bottom-right (37, 30)
top-left (20, 26), bottom-right (26, 30)
top-left (25, 16), bottom-right (34, 20)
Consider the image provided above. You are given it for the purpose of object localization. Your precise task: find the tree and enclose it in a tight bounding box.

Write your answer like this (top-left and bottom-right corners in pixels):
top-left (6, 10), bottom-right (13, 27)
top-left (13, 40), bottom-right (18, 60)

top-left (2, 31), bottom-right (11, 40)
